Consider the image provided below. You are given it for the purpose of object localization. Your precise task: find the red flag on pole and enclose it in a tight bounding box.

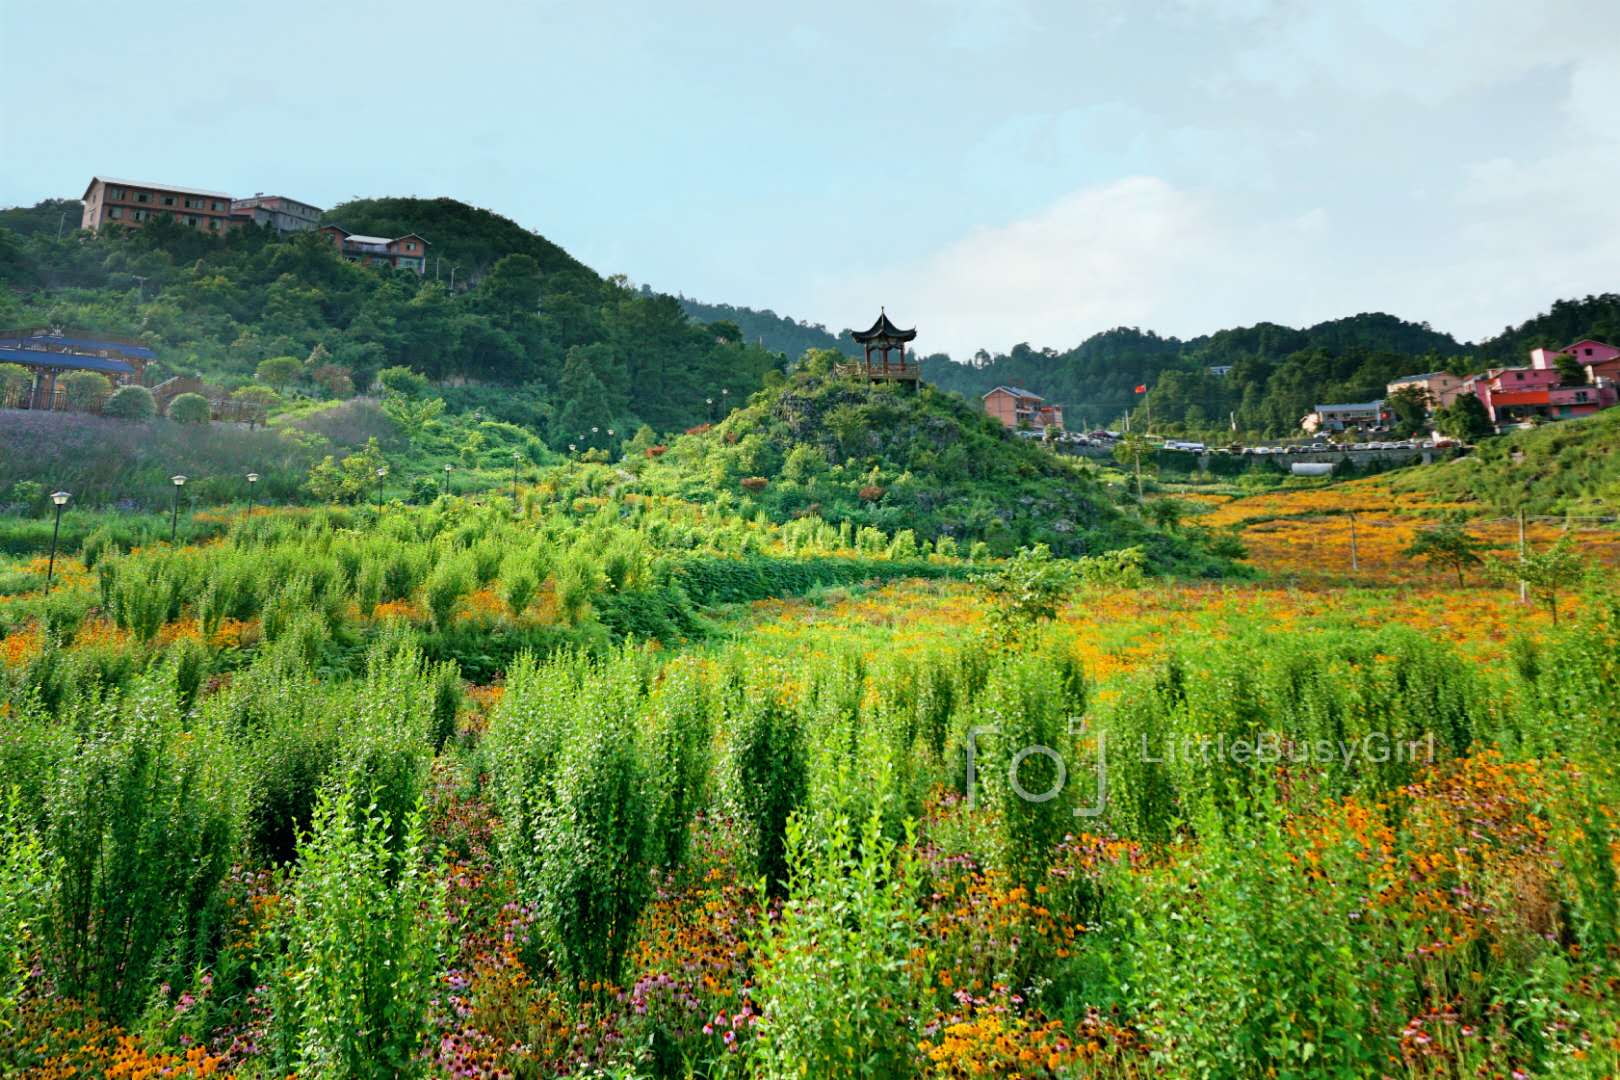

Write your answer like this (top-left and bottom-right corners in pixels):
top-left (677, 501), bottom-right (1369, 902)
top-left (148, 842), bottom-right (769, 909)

top-left (1134, 384), bottom-right (1147, 394)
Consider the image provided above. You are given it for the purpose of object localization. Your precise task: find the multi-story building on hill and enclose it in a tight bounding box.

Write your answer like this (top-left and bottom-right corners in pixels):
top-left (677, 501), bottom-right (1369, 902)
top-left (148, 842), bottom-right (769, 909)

top-left (983, 385), bottom-right (1064, 430)
top-left (1386, 370), bottom-right (1465, 409)
top-left (231, 193), bottom-right (323, 234)
top-left (80, 177), bottom-right (236, 233)
top-left (319, 225), bottom-right (430, 273)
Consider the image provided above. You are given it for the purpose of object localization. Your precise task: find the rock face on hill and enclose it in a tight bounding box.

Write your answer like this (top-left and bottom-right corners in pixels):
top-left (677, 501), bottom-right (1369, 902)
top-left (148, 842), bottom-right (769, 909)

top-left (634, 367), bottom-right (1216, 567)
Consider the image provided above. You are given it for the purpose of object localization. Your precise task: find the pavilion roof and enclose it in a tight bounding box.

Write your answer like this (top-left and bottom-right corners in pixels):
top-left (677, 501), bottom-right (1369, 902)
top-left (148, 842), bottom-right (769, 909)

top-left (851, 310), bottom-right (917, 344)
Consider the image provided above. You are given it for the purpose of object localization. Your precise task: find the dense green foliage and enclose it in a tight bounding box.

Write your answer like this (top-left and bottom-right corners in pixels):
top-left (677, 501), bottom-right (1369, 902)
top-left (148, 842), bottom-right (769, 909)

top-left (1390, 407), bottom-right (1620, 515)
top-left (629, 367), bottom-right (1228, 566)
top-left (1, 197), bottom-right (783, 440)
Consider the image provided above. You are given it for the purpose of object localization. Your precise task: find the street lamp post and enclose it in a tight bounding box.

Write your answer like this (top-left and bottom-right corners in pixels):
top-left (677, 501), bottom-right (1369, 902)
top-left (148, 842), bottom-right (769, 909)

top-left (46, 490), bottom-right (70, 593)
top-left (443, 463), bottom-right (453, 497)
top-left (375, 466), bottom-right (388, 514)
top-left (706, 396), bottom-right (714, 421)
top-left (169, 475), bottom-right (187, 544)
top-left (245, 472), bottom-right (259, 519)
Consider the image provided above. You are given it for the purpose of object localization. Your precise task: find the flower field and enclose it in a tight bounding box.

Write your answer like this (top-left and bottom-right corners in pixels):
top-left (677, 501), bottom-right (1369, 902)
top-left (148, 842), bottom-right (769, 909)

top-left (2, 480), bottom-right (1618, 1078)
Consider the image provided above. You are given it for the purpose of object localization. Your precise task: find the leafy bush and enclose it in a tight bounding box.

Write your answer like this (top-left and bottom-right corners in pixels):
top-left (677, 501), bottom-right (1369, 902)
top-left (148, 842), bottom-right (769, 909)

top-left (721, 666), bottom-right (806, 894)
top-left (60, 371), bottom-right (112, 411)
top-left (268, 780), bottom-right (443, 1078)
top-left (752, 812), bottom-right (925, 1077)
top-left (43, 676), bottom-right (240, 1021)
top-left (166, 391), bottom-right (212, 424)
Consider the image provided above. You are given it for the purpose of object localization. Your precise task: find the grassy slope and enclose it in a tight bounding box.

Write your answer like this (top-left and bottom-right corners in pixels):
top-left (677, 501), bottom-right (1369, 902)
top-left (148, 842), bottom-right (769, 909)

top-left (1387, 408), bottom-right (1620, 516)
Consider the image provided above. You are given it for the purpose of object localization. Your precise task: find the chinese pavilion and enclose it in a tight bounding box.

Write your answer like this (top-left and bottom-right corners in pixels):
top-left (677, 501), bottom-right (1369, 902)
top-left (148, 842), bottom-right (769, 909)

top-left (843, 309), bottom-right (920, 388)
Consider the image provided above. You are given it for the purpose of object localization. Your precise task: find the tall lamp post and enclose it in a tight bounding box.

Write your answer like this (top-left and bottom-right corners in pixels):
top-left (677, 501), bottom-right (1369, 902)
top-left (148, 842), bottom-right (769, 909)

top-left (46, 490), bottom-right (70, 593)
top-left (375, 466), bottom-right (388, 514)
top-left (169, 475), bottom-right (187, 544)
top-left (245, 472), bottom-right (259, 519)
top-left (706, 396), bottom-right (714, 421)
top-left (605, 429), bottom-right (615, 462)
top-left (443, 463), bottom-right (453, 497)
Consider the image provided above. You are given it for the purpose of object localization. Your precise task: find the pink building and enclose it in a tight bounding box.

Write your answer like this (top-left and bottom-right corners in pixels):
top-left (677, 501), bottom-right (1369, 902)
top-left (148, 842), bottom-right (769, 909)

top-left (80, 176), bottom-right (237, 234)
top-left (1529, 338), bottom-right (1620, 383)
top-left (983, 385), bottom-right (1064, 430)
top-left (1467, 365), bottom-right (1617, 427)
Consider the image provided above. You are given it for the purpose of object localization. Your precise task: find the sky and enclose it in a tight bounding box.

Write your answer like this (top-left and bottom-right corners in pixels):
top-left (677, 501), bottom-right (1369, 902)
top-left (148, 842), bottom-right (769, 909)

top-left (2, 0), bottom-right (1616, 359)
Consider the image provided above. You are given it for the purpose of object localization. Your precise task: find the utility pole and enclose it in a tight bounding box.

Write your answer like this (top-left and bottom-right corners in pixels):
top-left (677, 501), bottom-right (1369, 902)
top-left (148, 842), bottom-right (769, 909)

top-left (57, 210), bottom-right (67, 238)
top-left (1348, 512), bottom-right (1359, 573)
top-left (132, 275), bottom-right (148, 302)
top-left (449, 265), bottom-right (461, 292)
top-left (1517, 508), bottom-right (1528, 604)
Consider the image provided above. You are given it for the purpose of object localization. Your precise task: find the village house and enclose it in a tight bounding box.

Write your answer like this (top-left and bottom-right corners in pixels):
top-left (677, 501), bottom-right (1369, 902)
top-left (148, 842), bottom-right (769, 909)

top-left (1385, 371), bottom-right (1465, 410)
top-left (319, 225), bottom-right (430, 273)
top-left (983, 385), bottom-right (1064, 431)
top-left (1464, 365), bottom-right (1617, 427)
top-left (1528, 338), bottom-right (1620, 383)
top-left (80, 177), bottom-right (238, 234)
top-left (1300, 400), bottom-right (1390, 434)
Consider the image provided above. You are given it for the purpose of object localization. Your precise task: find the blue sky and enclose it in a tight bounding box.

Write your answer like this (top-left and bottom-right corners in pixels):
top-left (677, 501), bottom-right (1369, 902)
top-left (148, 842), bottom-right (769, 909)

top-left (2, 0), bottom-right (1616, 358)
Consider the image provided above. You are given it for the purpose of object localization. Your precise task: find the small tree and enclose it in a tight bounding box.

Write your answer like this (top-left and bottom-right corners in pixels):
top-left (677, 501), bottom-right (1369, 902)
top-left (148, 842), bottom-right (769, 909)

top-left (1434, 393), bottom-right (1492, 442)
top-left (103, 384), bottom-right (158, 420)
top-left (1146, 498), bottom-right (1186, 532)
top-left (167, 392), bottom-right (212, 424)
top-left (1386, 385), bottom-right (1433, 437)
top-left (1488, 536), bottom-right (1589, 627)
top-left (977, 544), bottom-right (1074, 643)
top-left (376, 365), bottom-right (431, 400)
top-left (255, 355), bottom-right (304, 390)
top-left (1404, 518), bottom-right (1491, 586)
top-left (60, 371), bottom-right (112, 411)
top-left (1113, 433), bottom-right (1155, 502)
top-left (232, 384), bottom-right (279, 409)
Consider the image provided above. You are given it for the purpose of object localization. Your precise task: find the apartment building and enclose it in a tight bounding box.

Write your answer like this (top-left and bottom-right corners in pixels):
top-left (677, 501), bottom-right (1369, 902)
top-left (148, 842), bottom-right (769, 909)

top-left (80, 177), bottom-right (237, 233)
top-left (231, 193), bottom-right (323, 234)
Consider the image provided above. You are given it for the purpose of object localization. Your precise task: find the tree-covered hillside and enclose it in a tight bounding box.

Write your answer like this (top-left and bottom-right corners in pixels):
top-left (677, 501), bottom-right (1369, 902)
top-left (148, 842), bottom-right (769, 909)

top-left (924, 314), bottom-right (1471, 435)
top-left (1475, 294), bottom-right (1620, 365)
top-left (0, 198), bottom-right (782, 439)
top-left (672, 294), bottom-right (857, 360)
top-left (320, 196), bottom-right (600, 294)
top-left (628, 359), bottom-right (1229, 570)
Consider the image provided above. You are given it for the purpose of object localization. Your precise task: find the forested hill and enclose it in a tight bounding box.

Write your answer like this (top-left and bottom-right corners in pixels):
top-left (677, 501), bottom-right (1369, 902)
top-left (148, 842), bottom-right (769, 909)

top-left (924, 314), bottom-right (1471, 433)
top-left (0, 196), bottom-right (782, 440)
top-left (1475, 294), bottom-right (1620, 365)
top-left (672, 294), bottom-right (858, 359)
top-left (321, 197), bottom-right (600, 293)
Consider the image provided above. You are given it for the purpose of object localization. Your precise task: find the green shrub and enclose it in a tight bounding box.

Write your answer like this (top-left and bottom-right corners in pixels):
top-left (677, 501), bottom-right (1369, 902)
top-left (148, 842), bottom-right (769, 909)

top-left (642, 659), bottom-right (711, 870)
top-left (60, 371), bottom-right (112, 411)
top-left (167, 391), bottom-right (212, 424)
top-left (751, 811), bottom-right (925, 1078)
top-left (101, 384), bottom-right (159, 420)
top-left (44, 676), bottom-right (240, 1021)
top-left (0, 788), bottom-right (48, 1037)
top-left (530, 686), bottom-right (652, 987)
top-left (268, 780), bottom-right (443, 1078)
top-left (424, 552), bottom-right (474, 631)
top-left (721, 665), bottom-right (806, 894)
